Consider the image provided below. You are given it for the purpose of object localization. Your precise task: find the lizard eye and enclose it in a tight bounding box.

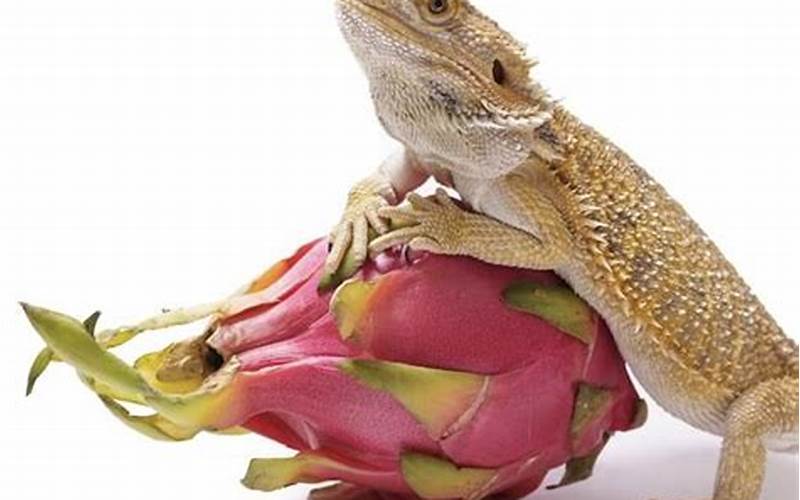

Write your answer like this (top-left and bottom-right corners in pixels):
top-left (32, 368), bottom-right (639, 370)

top-left (420, 0), bottom-right (458, 24)
top-left (428, 0), bottom-right (448, 14)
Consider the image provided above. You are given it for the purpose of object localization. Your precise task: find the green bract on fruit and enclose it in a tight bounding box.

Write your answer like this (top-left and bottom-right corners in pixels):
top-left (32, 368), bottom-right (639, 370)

top-left (23, 238), bottom-right (645, 499)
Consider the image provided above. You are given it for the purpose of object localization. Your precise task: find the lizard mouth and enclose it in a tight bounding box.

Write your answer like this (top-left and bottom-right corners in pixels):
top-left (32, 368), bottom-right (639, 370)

top-left (336, 0), bottom-right (486, 85)
top-left (336, 0), bottom-right (552, 127)
top-left (337, 0), bottom-right (440, 51)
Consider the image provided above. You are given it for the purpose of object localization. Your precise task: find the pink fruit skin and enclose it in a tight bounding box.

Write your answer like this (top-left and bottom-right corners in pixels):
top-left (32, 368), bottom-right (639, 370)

top-left (207, 240), bottom-right (641, 498)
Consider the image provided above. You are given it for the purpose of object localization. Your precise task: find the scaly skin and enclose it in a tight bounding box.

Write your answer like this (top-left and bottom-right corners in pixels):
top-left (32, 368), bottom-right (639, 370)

top-left (327, 1), bottom-right (799, 498)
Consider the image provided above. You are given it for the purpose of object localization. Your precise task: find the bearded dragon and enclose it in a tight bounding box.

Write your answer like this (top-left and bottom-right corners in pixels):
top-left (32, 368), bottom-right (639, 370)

top-left (324, 1), bottom-right (799, 499)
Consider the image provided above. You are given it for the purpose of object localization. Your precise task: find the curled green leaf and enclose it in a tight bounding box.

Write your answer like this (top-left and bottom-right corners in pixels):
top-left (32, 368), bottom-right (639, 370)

top-left (547, 434), bottom-right (609, 490)
top-left (25, 348), bottom-right (53, 397)
top-left (83, 311), bottom-right (102, 338)
top-left (98, 395), bottom-right (200, 442)
top-left (21, 303), bottom-right (153, 401)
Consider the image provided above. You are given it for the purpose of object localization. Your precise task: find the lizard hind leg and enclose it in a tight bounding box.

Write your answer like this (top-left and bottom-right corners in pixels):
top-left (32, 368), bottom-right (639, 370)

top-left (713, 376), bottom-right (799, 500)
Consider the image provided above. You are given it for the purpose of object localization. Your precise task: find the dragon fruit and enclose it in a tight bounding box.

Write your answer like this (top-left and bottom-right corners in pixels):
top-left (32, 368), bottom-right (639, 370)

top-left (23, 238), bottom-right (645, 499)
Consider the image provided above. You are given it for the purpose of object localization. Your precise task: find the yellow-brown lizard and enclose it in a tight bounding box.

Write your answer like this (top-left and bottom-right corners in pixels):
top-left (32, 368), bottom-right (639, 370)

top-left (325, 1), bottom-right (799, 499)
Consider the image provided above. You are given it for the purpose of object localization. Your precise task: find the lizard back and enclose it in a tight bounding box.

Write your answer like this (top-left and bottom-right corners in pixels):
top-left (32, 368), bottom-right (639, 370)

top-left (541, 107), bottom-right (798, 396)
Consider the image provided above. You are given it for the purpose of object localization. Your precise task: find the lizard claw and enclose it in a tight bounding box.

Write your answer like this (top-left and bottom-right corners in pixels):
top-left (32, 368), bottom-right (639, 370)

top-left (370, 189), bottom-right (464, 259)
top-left (322, 179), bottom-right (394, 290)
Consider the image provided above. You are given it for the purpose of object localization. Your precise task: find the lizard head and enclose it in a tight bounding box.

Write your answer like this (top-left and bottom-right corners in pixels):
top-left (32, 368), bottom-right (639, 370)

top-left (336, 0), bottom-right (553, 178)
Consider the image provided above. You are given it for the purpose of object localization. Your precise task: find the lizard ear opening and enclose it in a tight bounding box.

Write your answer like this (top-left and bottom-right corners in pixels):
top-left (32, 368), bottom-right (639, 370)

top-left (492, 59), bottom-right (507, 86)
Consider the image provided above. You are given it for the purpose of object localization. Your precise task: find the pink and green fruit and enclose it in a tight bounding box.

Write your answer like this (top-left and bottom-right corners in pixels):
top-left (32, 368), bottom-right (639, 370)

top-left (24, 238), bottom-right (645, 499)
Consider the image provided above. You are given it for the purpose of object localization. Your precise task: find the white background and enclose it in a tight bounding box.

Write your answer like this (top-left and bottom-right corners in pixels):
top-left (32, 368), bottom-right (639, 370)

top-left (1, 0), bottom-right (798, 498)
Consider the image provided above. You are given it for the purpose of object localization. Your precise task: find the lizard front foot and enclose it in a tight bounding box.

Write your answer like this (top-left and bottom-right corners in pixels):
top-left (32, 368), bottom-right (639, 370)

top-left (370, 188), bottom-right (467, 258)
top-left (323, 175), bottom-right (396, 287)
top-left (372, 186), bottom-right (566, 271)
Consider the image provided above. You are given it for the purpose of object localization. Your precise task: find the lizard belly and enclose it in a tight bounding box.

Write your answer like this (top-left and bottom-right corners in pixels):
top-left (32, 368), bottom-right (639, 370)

top-left (764, 431), bottom-right (799, 453)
